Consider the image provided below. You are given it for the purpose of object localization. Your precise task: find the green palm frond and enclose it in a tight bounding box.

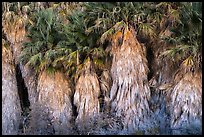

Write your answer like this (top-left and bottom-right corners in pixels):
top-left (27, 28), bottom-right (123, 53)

top-left (160, 43), bottom-right (199, 63)
top-left (26, 53), bottom-right (42, 69)
top-left (52, 56), bottom-right (66, 67)
top-left (168, 8), bottom-right (182, 26)
top-left (161, 2), bottom-right (202, 68)
top-left (55, 47), bottom-right (72, 55)
top-left (160, 48), bottom-right (178, 59)
top-left (99, 20), bottom-right (125, 44)
top-left (184, 56), bottom-right (193, 65)
top-left (138, 23), bottom-right (156, 38)
top-left (93, 57), bottom-right (106, 70)
top-left (81, 46), bottom-right (90, 53)
top-left (44, 49), bottom-right (57, 62)
top-left (35, 8), bottom-right (55, 42)
top-left (161, 36), bottom-right (177, 45)
top-left (45, 65), bottom-right (56, 75)
top-left (67, 59), bottom-right (77, 68)
top-left (91, 47), bottom-right (106, 58)
top-left (57, 50), bottom-right (78, 71)
top-left (17, 2), bottom-right (201, 76)
top-left (19, 52), bottom-right (32, 65)
top-left (147, 11), bottom-right (162, 25)
top-left (68, 50), bottom-right (77, 61)
top-left (38, 59), bottom-right (48, 72)
top-left (20, 7), bottom-right (65, 72)
top-left (99, 28), bottom-right (115, 44)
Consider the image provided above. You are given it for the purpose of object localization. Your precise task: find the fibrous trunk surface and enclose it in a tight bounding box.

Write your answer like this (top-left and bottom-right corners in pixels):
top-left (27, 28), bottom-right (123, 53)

top-left (74, 59), bottom-right (100, 131)
top-left (147, 42), bottom-right (178, 134)
top-left (28, 70), bottom-right (73, 134)
top-left (2, 44), bottom-right (21, 135)
top-left (110, 26), bottom-right (152, 133)
top-left (99, 69), bottom-right (112, 113)
top-left (170, 69), bottom-right (202, 135)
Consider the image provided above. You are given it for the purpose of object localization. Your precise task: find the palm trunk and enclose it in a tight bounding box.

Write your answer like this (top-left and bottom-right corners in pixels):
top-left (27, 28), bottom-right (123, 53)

top-left (109, 26), bottom-right (152, 133)
top-left (147, 41), bottom-right (177, 134)
top-left (3, 10), bottom-right (38, 127)
top-left (169, 68), bottom-right (202, 135)
top-left (2, 10), bottom-right (31, 134)
top-left (74, 58), bottom-right (100, 132)
top-left (27, 70), bottom-right (73, 134)
top-left (99, 69), bottom-right (112, 113)
top-left (3, 8), bottom-right (39, 121)
top-left (19, 64), bottom-right (38, 105)
top-left (2, 42), bottom-right (21, 135)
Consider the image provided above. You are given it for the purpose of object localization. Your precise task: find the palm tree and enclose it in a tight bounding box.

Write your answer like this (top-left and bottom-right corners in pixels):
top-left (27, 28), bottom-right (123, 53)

top-left (2, 3), bottom-right (44, 114)
top-left (160, 2), bottom-right (202, 134)
top-left (2, 39), bottom-right (21, 135)
top-left (19, 7), bottom-right (78, 134)
top-left (142, 3), bottom-right (183, 133)
top-left (2, 2), bottom-right (33, 134)
top-left (20, 4), bottom-right (108, 134)
top-left (81, 2), bottom-right (160, 133)
top-left (4, 2), bottom-right (201, 135)
top-left (73, 58), bottom-right (101, 132)
top-left (53, 8), bottom-right (108, 132)
top-left (111, 25), bottom-right (153, 133)
top-left (20, 3), bottom-right (104, 134)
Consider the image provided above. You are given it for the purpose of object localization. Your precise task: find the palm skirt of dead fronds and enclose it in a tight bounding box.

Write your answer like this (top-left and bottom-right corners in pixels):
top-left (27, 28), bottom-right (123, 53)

top-left (110, 26), bottom-right (154, 133)
top-left (2, 11), bottom-right (26, 64)
top-left (27, 70), bottom-right (73, 135)
top-left (169, 67), bottom-right (202, 135)
top-left (74, 58), bottom-right (101, 132)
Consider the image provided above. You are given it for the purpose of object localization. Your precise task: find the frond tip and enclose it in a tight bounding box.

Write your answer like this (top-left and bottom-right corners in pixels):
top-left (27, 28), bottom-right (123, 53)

top-left (182, 56), bottom-right (194, 67)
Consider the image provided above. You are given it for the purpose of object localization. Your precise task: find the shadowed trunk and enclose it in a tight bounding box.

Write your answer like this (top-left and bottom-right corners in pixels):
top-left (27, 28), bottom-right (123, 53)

top-left (19, 64), bottom-right (38, 107)
top-left (149, 42), bottom-right (177, 87)
top-left (74, 58), bottom-right (100, 131)
top-left (109, 26), bottom-right (153, 133)
top-left (169, 68), bottom-right (202, 135)
top-left (99, 69), bottom-right (112, 113)
top-left (2, 42), bottom-right (21, 135)
top-left (146, 19), bottom-right (179, 133)
top-left (3, 11), bottom-right (40, 132)
top-left (147, 41), bottom-right (178, 134)
top-left (3, 13), bottom-right (39, 134)
top-left (5, 24), bottom-right (38, 109)
top-left (2, 10), bottom-right (36, 104)
top-left (5, 17), bottom-right (37, 106)
top-left (27, 70), bottom-right (74, 134)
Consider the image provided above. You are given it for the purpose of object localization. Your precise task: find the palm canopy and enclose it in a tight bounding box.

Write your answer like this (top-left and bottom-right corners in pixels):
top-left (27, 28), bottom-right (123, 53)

top-left (20, 4), bottom-right (106, 80)
top-left (20, 8), bottom-right (63, 72)
top-left (83, 2), bottom-right (184, 43)
top-left (20, 2), bottom-right (201, 77)
top-left (160, 2), bottom-right (202, 70)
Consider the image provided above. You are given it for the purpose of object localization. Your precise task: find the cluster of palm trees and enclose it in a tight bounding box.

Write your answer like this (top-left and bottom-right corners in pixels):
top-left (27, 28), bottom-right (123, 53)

top-left (2, 2), bottom-right (202, 135)
top-left (20, 2), bottom-right (202, 78)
